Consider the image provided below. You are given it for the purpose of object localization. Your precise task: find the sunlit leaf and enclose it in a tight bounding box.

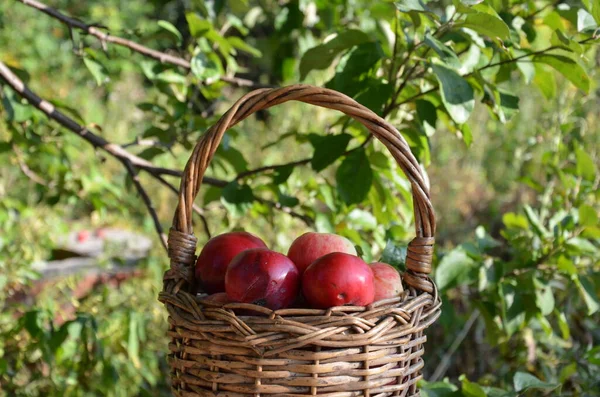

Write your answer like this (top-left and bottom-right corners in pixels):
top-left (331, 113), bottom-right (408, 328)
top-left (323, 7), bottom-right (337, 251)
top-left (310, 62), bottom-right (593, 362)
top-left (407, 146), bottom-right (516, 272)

top-left (310, 133), bottom-right (352, 172)
top-left (432, 63), bottom-right (475, 124)
top-left (83, 57), bottom-right (108, 86)
top-left (435, 247), bottom-right (475, 291)
top-left (534, 54), bottom-right (590, 93)
top-left (336, 148), bottom-right (372, 205)
top-left (299, 30), bottom-right (371, 79)
top-left (157, 20), bottom-right (182, 44)
top-left (513, 372), bottom-right (559, 392)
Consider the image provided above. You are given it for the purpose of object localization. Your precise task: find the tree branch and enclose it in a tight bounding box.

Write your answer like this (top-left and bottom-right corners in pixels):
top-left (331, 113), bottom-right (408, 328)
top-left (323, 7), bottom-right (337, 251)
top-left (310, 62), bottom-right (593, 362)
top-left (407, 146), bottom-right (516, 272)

top-left (16, 0), bottom-right (272, 89)
top-left (123, 160), bottom-right (168, 251)
top-left (0, 61), bottom-right (227, 187)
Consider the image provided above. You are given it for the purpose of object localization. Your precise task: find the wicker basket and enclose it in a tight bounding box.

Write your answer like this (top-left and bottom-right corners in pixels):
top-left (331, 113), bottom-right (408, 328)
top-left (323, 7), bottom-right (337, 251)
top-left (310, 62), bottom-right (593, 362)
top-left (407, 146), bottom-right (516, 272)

top-left (159, 84), bottom-right (441, 397)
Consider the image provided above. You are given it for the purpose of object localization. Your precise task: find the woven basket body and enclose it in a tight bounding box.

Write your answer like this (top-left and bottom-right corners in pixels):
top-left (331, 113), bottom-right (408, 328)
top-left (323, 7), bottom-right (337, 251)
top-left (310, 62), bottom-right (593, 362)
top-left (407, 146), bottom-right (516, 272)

top-left (160, 85), bottom-right (441, 396)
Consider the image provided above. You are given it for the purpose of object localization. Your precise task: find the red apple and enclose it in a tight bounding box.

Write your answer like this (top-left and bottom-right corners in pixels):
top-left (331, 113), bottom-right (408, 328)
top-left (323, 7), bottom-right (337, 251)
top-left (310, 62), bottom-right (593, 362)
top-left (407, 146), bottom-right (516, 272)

top-left (76, 230), bottom-right (90, 243)
top-left (370, 262), bottom-right (404, 302)
top-left (225, 248), bottom-right (300, 310)
top-left (287, 232), bottom-right (357, 274)
top-left (302, 252), bottom-right (375, 309)
top-left (195, 232), bottom-right (267, 293)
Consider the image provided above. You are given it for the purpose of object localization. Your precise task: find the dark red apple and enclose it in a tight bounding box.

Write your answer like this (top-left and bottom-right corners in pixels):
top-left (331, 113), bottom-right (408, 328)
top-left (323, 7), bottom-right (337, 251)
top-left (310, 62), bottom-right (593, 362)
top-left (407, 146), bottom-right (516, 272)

top-left (302, 252), bottom-right (375, 309)
top-left (195, 232), bottom-right (267, 293)
top-left (287, 232), bottom-right (357, 274)
top-left (370, 262), bottom-right (404, 302)
top-left (225, 248), bottom-right (300, 310)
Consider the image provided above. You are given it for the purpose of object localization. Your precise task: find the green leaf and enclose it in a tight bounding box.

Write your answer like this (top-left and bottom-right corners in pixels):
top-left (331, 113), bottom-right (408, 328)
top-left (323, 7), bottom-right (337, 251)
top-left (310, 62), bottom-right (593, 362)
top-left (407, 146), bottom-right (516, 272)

top-left (186, 13), bottom-right (213, 37)
top-left (154, 69), bottom-right (187, 84)
top-left (533, 64), bottom-right (556, 99)
top-left (583, 0), bottom-right (600, 24)
top-left (578, 204), bottom-right (598, 227)
top-left (432, 63), bottom-right (475, 124)
top-left (310, 133), bottom-right (352, 172)
top-left (157, 20), bottom-right (182, 44)
top-left (83, 58), bottom-right (108, 86)
top-left (534, 279), bottom-right (555, 316)
top-left (459, 375), bottom-right (487, 397)
top-left (585, 346), bottom-right (600, 365)
top-left (215, 145), bottom-right (247, 173)
top-left (435, 247), bottom-right (475, 291)
top-left (556, 310), bottom-right (571, 339)
top-left (128, 313), bottom-right (140, 368)
top-left (326, 42), bottom-right (384, 95)
top-left (299, 30), bottom-right (370, 79)
top-left (513, 372), bottom-right (559, 392)
top-left (336, 148), bottom-right (373, 205)
top-left (574, 276), bottom-right (600, 315)
top-left (534, 54), bottom-right (590, 93)
top-left (228, 36), bottom-right (262, 57)
top-left (424, 32), bottom-right (461, 69)
top-left (416, 100), bottom-right (437, 137)
top-left (272, 165), bottom-right (295, 184)
top-left (222, 182), bottom-right (254, 217)
top-left (380, 240), bottom-right (408, 270)
top-left (575, 147), bottom-right (597, 181)
top-left (460, 12), bottom-right (510, 40)
top-left (551, 30), bottom-right (583, 54)
top-left (577, 9), bottom-right (598, 32)
top-left (523, 205), bottom-right (550, 237)
top-left (191, 52), bottom-right (222, 81)
top-left (421, 380), bottom-right (459, 397)
top-left (566, 237), bottom-right (597, 254)
top-left (500, 282), bottom-right (526, 336)
top-left (395, 0), bottom-right (435, 14)
top-left (355, 81), bottom-right (393, 116)
top-left (203, 186), bottom-right (222, 205)
top-left (278, 191), bottom-right (299, 207)
top-left (557, 255), bottom-right (577, 276)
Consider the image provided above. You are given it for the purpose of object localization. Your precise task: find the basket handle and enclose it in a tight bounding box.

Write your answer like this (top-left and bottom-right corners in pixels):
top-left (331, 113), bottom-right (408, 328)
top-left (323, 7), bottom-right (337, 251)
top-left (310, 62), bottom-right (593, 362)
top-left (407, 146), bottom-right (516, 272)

top-left (163, 85), bottom-right (436, 295)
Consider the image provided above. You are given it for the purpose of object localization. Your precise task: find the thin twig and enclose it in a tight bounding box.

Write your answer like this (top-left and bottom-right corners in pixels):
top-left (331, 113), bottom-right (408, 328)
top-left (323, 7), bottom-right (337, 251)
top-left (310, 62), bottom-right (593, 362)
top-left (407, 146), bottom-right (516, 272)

top-left (13, 144), bottom-right (50, 187)
top-left (16, 0), bottom-right (272, 89)
top-left (235, 136), bottom-right (374, 180)
top-left (430, 310), bottom-right (480, 382)
top-left (123, 161), bottom-right (168, 251)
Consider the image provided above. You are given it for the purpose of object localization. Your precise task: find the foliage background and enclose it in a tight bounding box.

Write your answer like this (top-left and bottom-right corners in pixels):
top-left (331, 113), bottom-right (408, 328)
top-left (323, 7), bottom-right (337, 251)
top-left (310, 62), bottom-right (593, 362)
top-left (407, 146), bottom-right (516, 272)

top-left (0, 0), bottom-right (599, 396)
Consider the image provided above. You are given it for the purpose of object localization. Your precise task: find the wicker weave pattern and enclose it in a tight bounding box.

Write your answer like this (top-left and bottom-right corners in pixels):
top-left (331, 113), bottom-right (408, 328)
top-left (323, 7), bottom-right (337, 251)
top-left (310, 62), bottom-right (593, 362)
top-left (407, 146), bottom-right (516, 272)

top-left (159, 85), bottom-right (441, 396)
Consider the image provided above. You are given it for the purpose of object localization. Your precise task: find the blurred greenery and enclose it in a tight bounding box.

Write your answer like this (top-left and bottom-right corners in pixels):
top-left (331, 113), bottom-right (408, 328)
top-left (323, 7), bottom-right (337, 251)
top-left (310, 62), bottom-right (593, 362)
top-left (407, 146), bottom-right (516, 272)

top-left (0, 0), bottom-right (599, 396)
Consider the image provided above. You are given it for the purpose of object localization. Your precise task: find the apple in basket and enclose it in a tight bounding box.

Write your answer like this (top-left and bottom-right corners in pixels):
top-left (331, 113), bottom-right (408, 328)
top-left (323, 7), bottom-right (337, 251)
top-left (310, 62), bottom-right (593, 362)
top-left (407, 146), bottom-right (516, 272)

top-left (195, 232), bottom-right (267, 293)
top-left (302, 252), bottom-right (375, 309)
top-left (288, 232), bottom-right (357, 274)
top-left (225, 248), bottom-right (300, 310)
top-left (370, 262), bottom-right (404, 302)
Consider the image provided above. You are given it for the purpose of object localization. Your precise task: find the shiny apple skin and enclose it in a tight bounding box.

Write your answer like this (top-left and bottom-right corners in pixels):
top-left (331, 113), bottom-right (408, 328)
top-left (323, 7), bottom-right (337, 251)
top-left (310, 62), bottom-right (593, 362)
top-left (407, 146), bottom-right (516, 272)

top-left (302, 252), bottom-right (375, 309)
top-left (225, 248), bottom-right (300, 310)
top-left (287, 232), bottom-right (357, 274)
top-left (195, 232), bottom-right (267, 294)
